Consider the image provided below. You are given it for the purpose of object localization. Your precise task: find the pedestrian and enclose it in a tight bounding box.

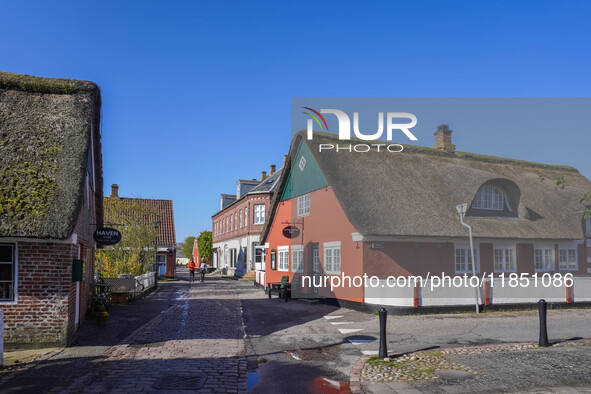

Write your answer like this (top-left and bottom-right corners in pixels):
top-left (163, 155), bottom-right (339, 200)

top-left (199, 258), bottom-right (207, 282)
top-left (188, 258), bottom-right (196, 282)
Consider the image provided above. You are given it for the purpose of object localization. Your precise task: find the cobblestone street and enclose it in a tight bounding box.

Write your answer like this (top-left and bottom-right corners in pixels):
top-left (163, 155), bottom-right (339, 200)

top-left (53, 275), bottom-right (248, 393)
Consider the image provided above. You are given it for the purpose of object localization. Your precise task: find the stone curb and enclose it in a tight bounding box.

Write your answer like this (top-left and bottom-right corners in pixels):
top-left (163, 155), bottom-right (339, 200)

top-left (349, 355), bottom-right (371, 393)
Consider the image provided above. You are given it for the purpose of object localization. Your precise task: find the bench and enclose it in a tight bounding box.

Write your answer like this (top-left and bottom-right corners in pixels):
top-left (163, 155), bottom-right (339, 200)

top-left (267, 276), bottom-right (291, 302)
top-left (102, 277), bottom-right (145, 302)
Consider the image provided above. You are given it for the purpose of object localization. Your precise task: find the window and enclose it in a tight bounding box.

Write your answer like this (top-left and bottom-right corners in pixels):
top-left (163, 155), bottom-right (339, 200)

top-left (254, 204), bottom-right (265, 224)
top-left (454, 246), bottom-right (478, 273)
top-left (494, 246), bottom-right (516, 272)
top-left (0, 244), bottom-right (15, 302)
top-left (254, 245), bottom-right (264, 264)
top-left (323, 241), bottom-right (341, 275)
top-left (297, 194), bottom-right (310, 217)
top-left (291, 245), bottom-right (303, 273)
top-left (534, 246), bottom-right (555, 271)
top-left (586, 218), bottom-right (591, 236)
top-left (239, 210), bottom-right (242, 229)
top-left (245, 207), bottom-right (248, 227)
top-left (312, 247), bottom-right (319, 273)
top-left (559, 247), bottom-right (577, 270)
top-left (230, 215), bottom-right (233, 232)
top-left (299, 155), bottom-right (307, 171)
top-left (230, 248), bottom-right (237, 268)
top-left (278, 246), bottom-right (289, 271)
top-left (473, 185), bottom-right (505, 210)
top-left (234, 213), bottom-right (237, 230)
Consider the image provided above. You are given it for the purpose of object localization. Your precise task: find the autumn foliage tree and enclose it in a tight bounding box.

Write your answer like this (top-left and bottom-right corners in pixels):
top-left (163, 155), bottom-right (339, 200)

top-left (95, 198), bottom-right (160, 277)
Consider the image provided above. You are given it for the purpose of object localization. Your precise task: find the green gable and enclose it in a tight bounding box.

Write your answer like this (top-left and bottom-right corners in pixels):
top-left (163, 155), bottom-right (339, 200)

top-left (280, 139), bottom-right (328, 201)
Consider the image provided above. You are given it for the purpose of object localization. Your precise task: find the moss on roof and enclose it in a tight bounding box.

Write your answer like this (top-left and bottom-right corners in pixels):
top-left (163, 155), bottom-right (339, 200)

top-left (0, 71), bottom-right (101, 239)
top-left (0, 71), bottom-right (97, 95)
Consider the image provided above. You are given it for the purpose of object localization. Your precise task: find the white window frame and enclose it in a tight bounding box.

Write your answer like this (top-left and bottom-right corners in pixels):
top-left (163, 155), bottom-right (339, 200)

top-left (323, 241), bottom-right (341, 275)
top-left (291, 245), bottom-right (304, 273)
top-left (493, 244), bottom-right (516, 272)
top-left (454, 244), bottom-right (479, 274)
top-left (278, 245), bottom-right (289, 272)
top-left (254, 204), bottom-right (265, 225)
top-left (234, 213), bottom-right (237, 230)
top-left (473, 185), bottom-right (506, 211)
top-left (297, 193), bottom-right (310, 217)
top-left (0, 243), bottom-right (18, 304)
top-left (245, 206), bottom-right (248, 227)
top-left (534, 244), bottom-right (555, 272)
top-left (558, 244), bottom-right (578, 271)
top-left (239, 210), bottom-right (242, 229)
top-left (312, 247), bottom-right (320, 273)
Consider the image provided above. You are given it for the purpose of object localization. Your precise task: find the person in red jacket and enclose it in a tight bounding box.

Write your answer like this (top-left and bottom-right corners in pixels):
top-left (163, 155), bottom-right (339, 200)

top-left (188, 258), bottom-right (196, 282)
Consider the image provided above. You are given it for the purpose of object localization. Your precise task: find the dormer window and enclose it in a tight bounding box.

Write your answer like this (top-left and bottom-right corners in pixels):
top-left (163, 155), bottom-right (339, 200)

top-left (473, 185), bottom-right (506, 211)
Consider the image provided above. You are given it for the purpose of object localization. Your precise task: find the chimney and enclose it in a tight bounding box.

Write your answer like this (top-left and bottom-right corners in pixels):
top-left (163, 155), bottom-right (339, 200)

top-left (269, 164), bottom-right (276, 175)
top-left (111, 184), bottom-right (119, 198)
top-left (283, 155), bottom-right (288, 166)
top-left (260, 171), bottom-right (267, 181)
top-left (433, 125), bottom-right (456, 153)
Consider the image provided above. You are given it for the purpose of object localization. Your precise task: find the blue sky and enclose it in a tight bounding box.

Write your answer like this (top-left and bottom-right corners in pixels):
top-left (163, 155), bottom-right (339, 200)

top-left (2, 1), bottom-right (590, 242)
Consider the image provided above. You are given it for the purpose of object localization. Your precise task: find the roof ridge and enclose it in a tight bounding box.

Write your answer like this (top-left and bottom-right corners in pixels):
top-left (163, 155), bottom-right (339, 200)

top-left (0, 71), bottom-right (98, 95)
top-left (304, 130), bottom-right (578, 173)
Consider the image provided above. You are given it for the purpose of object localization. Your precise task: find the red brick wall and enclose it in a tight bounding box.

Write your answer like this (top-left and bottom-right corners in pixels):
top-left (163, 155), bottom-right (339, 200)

top-left (212, 194), bottom-right (271, 243)
top-left (3, 242), bottom-right (76, 345)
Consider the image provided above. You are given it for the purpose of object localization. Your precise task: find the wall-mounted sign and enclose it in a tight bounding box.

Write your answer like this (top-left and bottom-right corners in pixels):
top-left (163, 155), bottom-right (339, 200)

top-left (282, 225), bottom-right (300, 239)
top-left (93, 227), bottom-right (122, 246)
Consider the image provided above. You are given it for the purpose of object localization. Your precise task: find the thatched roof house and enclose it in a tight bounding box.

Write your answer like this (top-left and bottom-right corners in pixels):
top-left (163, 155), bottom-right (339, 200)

top-left (0, 71), bottom-right (103, 239)
top-left (261, 130), bottom-right (591, 307)
top-left (263, 131), bottom-right (591, 243)
top-left (0, 71), bottom-right (103, 346)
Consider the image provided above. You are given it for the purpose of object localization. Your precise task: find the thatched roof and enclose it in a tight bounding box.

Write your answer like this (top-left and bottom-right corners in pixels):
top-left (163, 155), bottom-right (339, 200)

top-left (0, 72), bottom-right (103, 239)
top-left (103, 196), bottom-right (176, 247)
top-left (262, 131), bottom-right (591, 241)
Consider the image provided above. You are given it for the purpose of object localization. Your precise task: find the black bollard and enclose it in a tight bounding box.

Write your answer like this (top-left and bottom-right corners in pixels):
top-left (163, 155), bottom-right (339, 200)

top-left (379, 308), bottom-right (388, 359)
top-left (538, 299), bottom-right (549, 347)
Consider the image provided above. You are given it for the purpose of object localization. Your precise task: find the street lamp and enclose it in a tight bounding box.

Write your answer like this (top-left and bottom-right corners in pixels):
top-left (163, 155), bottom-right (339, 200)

top-left (456, 203), bottom-right (480, 313)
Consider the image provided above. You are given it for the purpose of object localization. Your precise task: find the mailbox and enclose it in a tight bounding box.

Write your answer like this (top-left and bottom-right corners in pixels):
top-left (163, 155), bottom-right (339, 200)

top-left (72, 259), bottom-right (83, 282)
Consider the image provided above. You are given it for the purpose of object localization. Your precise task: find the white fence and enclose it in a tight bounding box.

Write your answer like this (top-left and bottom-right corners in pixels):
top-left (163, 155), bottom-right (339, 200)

top-left (365, 276), bottom-right (591, 307)
top-left (135, 271), bottom-right (156, 293)
top-left (255, 270), bottom-right (266, 286)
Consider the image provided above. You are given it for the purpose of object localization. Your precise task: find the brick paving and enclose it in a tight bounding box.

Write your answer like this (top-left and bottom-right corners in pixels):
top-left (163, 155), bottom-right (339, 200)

top-left (53, 277), bottom-right (248, 393)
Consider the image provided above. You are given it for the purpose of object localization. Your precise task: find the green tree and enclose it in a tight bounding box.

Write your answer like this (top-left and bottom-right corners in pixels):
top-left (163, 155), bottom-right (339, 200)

top-left (182, 236), bottom-right (196, 260)
top-left (197, 231), bottom-right (213, 261)
top-left (95, 198), bottom-right (160, 277)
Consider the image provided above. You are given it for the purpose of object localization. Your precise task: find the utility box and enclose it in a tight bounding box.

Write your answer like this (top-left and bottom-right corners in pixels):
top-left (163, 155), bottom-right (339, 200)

top-left (72, 259), bottom-right (83, 282)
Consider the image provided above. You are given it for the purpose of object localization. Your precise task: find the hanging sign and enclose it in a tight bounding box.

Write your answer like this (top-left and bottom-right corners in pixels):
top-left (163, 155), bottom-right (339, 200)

top-left (282, 225), bottom-right (300, 239)
top-left (93, 227), bottom-right (122, 245)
